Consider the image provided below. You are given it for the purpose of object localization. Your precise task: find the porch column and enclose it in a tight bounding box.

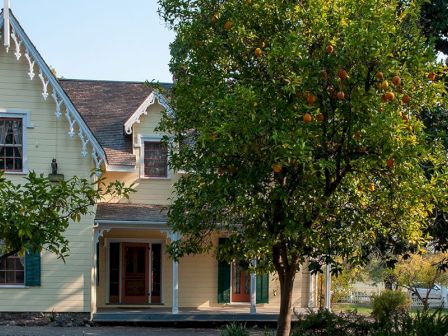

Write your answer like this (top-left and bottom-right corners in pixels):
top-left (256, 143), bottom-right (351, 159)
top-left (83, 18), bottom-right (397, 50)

top-left (250, 260), bottom-right (257, 314)
top-left (90, 227), bottom-right (99, 318)
top-left (169, 231), bottom-right (180, 314)
top-left (308, 272), bottom-right (314, 309)
top-left (324, 263), bottom-right (331, 310)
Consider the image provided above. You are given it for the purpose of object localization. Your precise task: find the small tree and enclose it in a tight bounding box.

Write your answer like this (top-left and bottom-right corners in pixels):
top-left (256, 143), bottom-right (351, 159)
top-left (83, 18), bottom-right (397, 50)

top-left (158, 0), bottom-right (448, 335)
top-left (0, 171), bottom-right (134, 261)
top-left (394, 253), bottom-right (448, 310)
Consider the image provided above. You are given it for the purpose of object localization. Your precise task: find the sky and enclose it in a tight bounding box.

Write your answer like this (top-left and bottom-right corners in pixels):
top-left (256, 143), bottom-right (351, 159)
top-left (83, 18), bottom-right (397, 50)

top-left (8, 1), bottom-right (175, 83)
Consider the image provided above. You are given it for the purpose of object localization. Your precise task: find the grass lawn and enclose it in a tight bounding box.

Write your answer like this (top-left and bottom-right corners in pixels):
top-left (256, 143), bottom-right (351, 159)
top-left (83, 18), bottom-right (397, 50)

top-left (333, 303), bottom-right (448, 316)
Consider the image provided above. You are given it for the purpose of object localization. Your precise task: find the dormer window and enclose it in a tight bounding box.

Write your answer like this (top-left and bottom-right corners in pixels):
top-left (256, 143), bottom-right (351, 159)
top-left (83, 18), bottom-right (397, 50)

top-left (143, 141), bottom-right (168, 178)
top-left (0, 118), bottom-right (23, 172)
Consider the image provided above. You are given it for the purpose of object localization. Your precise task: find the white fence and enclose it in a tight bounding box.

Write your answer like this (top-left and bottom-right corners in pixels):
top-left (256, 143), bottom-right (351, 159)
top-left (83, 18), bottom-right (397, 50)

top-left (338, 291), bottom-right (446, 308)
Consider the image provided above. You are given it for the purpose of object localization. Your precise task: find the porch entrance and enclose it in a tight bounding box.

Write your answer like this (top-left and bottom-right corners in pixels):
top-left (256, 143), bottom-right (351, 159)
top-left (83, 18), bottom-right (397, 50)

top-left (109, 241), bottom-right (162, 305)
top-left (231, 262), bottom-right (250, 302)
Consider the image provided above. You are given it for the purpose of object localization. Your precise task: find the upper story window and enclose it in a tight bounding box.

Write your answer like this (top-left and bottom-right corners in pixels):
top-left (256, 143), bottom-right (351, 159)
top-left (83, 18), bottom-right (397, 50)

top-left (0, 118), bottom-right (23, 172)
top-left (0, 253), bottom-right (24, 285)
top-left (143, 141), bottom-right (168, 178)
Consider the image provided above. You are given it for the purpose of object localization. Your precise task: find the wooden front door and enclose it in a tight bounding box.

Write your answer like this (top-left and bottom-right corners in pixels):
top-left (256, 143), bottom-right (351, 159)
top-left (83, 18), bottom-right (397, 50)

top-left (231, 262), bottom-right (250, 302)
top-left (122, 243), bottom-right (149, 304)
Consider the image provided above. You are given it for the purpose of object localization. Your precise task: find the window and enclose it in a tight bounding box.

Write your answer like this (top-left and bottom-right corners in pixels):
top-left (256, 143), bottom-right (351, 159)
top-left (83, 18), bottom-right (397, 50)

top-left (0, 254), bottom-right (25, 285)
top-left (0, 118), bottom-right (23, 172)
top-left (143, 141), bottom-right (168, 178)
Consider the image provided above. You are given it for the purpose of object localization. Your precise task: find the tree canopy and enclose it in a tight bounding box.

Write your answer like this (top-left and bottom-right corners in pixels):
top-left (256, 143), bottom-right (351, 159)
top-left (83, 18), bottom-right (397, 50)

top-left (158, 0), bottom-right (448, 334)
top-left (0, 171), bottom-right (134, 261)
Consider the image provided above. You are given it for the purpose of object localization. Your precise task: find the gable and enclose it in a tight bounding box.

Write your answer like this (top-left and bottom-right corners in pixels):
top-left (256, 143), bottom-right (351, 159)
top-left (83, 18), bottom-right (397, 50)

top-left (0, 10), bottom-right (106, 171)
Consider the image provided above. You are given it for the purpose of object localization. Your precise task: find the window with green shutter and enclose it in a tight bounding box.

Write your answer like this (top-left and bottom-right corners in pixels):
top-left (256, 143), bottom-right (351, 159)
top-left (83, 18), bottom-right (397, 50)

top-left (24, 251), bottom-right (41, 287)
top-left (256, 273), bottom-right (269, 304)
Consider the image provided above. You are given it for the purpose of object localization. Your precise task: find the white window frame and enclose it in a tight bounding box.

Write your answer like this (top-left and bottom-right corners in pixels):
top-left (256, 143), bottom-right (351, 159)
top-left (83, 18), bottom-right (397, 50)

top-left (0, 109), bottom-right (31, 174)
top-left (138, 135), bottom-right (171, 180)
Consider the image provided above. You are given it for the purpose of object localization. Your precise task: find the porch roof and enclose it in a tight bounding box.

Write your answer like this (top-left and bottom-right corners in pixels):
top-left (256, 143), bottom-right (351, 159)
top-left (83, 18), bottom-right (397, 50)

top-left (95, 203), bottom-right (168, 224)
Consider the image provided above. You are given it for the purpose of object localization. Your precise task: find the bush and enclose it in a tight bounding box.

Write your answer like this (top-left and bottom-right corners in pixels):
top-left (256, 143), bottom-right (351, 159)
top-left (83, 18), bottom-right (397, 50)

top-left (371, 290), bottom-right (410, 328)
top-left (220, 322), bottom-right (249, 336)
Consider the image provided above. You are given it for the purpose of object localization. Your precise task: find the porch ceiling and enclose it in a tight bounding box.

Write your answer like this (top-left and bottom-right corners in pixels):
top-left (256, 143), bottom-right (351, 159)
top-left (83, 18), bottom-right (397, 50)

top-left (95, 203), bottom-right (168, 224)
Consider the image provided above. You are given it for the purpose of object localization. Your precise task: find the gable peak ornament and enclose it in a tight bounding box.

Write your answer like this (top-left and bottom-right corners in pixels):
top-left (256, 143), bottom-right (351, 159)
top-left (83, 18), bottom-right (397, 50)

top-left (3, 0), bottom-right (10, 49)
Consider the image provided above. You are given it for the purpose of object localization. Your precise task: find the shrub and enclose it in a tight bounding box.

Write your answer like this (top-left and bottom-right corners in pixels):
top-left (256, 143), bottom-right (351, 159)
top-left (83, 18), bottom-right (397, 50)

top-left (220, 322), bottom-right (249, 336)
top-left (371, 290), bottom-right (410, 328)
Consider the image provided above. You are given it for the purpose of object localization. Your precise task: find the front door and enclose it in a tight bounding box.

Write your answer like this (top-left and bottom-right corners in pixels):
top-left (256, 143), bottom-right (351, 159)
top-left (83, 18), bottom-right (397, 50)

top-left (231, 262), bottom-right (250, 302)
top-left (122, 243), bottom-right (149, 304)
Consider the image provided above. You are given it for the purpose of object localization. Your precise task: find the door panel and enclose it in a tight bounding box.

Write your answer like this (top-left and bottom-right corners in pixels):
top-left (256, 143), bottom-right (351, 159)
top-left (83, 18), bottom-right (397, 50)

top-left (231, 262), bottom-right (250, 302)
top-left (122, 243), bottom-right (149, 304)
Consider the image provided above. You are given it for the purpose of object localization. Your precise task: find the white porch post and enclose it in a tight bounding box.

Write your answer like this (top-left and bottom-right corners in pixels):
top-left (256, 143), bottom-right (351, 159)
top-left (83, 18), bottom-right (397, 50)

top-left (324, 263), bottom-right (331, 310)
top-left (308, 272), bottom-right (314, 309)
top-left (91, 227), bottom-right (99, 319)
top-left (250, 260), bottom-right (257, 314)
top-left (169, 231), bottom-right (180, 314)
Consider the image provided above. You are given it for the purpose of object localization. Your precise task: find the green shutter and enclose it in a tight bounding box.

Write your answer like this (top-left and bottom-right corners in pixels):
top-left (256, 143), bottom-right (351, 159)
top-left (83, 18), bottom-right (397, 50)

top-left (256, 273), bottom-right (269, 304)
top-left (25, 251), bottom-right (41, 286)
top-left (217, 238), bottom-right (230, 303)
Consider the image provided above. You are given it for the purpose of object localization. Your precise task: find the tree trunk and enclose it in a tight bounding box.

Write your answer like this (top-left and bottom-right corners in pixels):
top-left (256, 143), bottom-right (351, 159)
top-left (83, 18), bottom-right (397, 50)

top-left (276, 270), bottom-right (296, 336)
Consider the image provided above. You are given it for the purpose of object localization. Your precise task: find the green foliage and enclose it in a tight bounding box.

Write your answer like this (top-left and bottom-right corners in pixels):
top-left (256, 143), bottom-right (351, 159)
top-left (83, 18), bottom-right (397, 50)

top-left (158, 0), bottom-right (448, 335)
top-left (220, 322), bottom-right (249, 336)
top-left (0, 170), bottom-right (134, 261)
top-left (332, 263), bottom-right (368, 303)
top-left (372, 290), bottom-right (411, 328)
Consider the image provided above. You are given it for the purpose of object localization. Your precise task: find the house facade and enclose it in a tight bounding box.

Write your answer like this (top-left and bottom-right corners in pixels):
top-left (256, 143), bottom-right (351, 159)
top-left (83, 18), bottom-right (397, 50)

top-left (0, 7), bottom-right (321, 316)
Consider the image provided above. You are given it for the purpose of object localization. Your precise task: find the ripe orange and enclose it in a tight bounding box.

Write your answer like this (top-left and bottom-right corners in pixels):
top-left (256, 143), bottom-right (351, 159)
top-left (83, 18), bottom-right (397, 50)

top-left (428, 72), bottom-right (436, 81)
top-left (402, 94), bottom-right (411, 104)
top-left (386, 158), bottom-right (394, 169)
top-left (380, 80), bottom-right (389, 90)
top-left (254, 48), bottom-right (263, 58)
top-left (303, 113), bottom-right (313, 123)
top-left (326, 44), bottom-right (334, 54)
top-left (306, 93), bottom-right (317, 105)
top-left (272, 163), bottom-right (282, 173)
top-left (224, 20), bottom-right (233, 30)
top-left (337, 91), bottom-right (345, 100)
top-left (368, 182), bottom-right (375, 192)
top-left (316, 113), bottom-right (325, 122)
top-left (338, 69), bottom-right (349, 80)
top-left (375, 72), bottom-right (384, 80)
top-left (384, 92), bottom-right (395, 101)
top-left (392, 75), bottom-right (401, 86)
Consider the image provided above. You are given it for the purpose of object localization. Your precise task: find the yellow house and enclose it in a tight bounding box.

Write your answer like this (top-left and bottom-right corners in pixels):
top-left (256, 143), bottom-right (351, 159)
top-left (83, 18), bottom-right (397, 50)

top-left (0, 7), bottom-right (323, 319)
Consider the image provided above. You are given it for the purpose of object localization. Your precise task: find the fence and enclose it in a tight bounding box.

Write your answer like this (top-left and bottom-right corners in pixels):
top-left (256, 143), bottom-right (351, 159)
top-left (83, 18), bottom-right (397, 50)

top-left (338, 291), bottom-right (446, 308)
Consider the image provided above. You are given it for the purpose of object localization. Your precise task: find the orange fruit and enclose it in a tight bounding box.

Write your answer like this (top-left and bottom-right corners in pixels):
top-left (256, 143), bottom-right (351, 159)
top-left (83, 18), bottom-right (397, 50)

top-left (306, 93), bottom-right (317, 105)
top-left (303, 113), bottom-right (313, 123)
top-left (369, 182), bottom-right (375, 192)
top-left (384, 92), bottom-right (395, 101)
top-left (402, 94), bottom-right (411, 104)
top-left (224, 20), bottom-right (233, 30)
top-left (338, 69), bottom-right (349, 80)
top-left (392, 75), bottom-right (401, 86)
top-left (254, 48), bottom-right (263, 58)
top-left (272, 163), bottom-right (282, 173)
top-left (386, 158), bottom-right (394, 169)
top-left (337, 91), bottom-right (345, 100)
top-left (316, 113), bottom-right (325, 122)
top-left (380, 80), bottom-right (389, 90)
top-left (326, 44), bottom-right (334, 54)
top-left (375, 72), bottom-right (384, 80)
top-left (428, 72), bottom-right (436, 81)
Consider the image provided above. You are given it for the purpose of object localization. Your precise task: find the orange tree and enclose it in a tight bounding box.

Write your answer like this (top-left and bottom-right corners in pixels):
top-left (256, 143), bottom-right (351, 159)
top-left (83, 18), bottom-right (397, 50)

top-left (158, 0), bottom-right (447, 335)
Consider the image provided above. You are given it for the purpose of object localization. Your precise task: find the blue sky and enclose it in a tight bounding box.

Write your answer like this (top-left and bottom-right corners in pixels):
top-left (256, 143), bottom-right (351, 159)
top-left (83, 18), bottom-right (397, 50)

top-left (8, 1), bottom-right (175, 83)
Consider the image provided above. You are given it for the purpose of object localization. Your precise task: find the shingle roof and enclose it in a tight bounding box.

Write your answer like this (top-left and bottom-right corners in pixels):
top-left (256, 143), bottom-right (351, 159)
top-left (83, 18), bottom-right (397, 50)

top-left (95, 203), bottom-right (168, 223)
top-left (59, 79), bottom-right (167, 166)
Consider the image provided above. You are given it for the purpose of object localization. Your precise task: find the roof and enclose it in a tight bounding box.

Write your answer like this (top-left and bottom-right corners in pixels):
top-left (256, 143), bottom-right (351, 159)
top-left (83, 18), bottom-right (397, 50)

top-left (59, 79), bottom-right (149, 166)
top-left (95, 203), bottom-right (168, 223)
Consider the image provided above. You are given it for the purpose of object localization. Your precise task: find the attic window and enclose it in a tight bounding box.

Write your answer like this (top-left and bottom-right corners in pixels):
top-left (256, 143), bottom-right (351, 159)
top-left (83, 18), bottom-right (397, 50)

top-left (0, 118), bottom-right (23, 172)
top-left (143, 141), bottom-right (168, 178)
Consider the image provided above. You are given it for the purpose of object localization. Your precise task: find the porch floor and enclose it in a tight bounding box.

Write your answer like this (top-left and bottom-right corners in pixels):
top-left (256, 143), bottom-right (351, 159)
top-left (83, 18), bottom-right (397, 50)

top-left (93, 306), bottom-right (307, 324)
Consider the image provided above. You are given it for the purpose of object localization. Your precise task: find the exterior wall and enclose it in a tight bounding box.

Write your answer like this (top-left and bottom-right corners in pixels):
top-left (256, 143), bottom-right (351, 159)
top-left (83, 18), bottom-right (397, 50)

top-left (0, 43), bottom-right (95, 312)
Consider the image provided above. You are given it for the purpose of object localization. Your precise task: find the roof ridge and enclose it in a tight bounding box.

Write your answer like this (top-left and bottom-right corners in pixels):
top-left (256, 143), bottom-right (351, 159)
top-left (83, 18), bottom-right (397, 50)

top-left (59, 78), bottom-right (173, 86)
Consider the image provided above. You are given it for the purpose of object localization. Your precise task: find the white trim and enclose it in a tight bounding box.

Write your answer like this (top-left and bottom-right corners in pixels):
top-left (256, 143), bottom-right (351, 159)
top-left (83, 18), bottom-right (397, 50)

top-left (139, 135), bottom-right (172, 180)
top-left (3, 0), bottom-right (10, 49)
top-left (0, 285), bottom-right (28, 288)
top-left (0, 13), bottom-right (107, 172)
top-left (105, 164), bottom-right (135, 172)
top-left (0, 110), bottom-right (30, 174)
top-left (124, 91), bottom-right (173, 135)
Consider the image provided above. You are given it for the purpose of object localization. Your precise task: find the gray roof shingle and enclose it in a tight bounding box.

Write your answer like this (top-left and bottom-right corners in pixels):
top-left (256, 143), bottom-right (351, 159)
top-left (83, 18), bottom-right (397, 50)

top-left (95, 203), bottom-right (168, 223)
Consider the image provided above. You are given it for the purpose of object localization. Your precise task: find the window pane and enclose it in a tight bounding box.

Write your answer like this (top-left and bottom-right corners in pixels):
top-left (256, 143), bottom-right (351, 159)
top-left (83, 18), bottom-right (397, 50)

top-left (144, 142), bottom-right (168, 177)
top-left (0, 118), bottom-right (23, 172)
top-left (6, 271), bottom-right (15, 284)
top-left (15, 271), bottom-right (24, 283)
